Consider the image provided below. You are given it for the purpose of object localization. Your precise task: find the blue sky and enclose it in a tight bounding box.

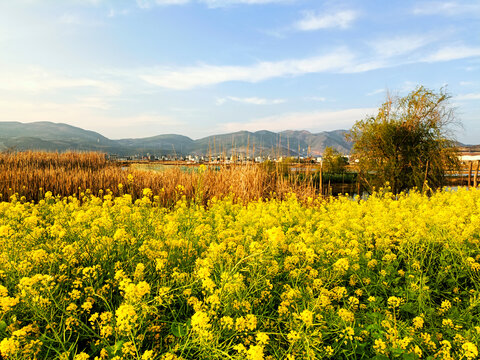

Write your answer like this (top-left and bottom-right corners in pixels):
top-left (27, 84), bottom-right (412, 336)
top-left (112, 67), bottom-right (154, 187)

top-left (0, 0), bottom-right (479, 143)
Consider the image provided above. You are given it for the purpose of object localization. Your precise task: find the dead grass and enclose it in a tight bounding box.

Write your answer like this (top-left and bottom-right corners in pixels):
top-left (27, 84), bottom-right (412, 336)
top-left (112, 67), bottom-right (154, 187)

top-left (0, 151), bottom-right (317, 205)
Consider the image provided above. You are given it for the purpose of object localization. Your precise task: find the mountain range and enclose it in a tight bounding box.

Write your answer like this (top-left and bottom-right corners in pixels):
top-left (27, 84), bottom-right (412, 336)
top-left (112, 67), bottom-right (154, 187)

top-left (0, 121), bottom-right (354, 157)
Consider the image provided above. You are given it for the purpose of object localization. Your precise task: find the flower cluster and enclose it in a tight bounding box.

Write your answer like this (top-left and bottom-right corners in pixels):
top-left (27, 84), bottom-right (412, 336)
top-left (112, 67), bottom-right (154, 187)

top-left (0, 187), bottom-right (479, 358)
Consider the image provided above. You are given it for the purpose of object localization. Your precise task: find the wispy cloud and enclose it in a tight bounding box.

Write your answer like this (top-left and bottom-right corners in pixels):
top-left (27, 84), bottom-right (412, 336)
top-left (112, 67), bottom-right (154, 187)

top-left (0, 67), bottom-right (121, 95)
top-left (368, 34), bottom-right (435, 58)
top-left (137, 42), bottom-right (480, 90)
top-left (398, 81), bottom-right (420, 93)
top-left (0, 97), bottom-right (181, 139)
top-left (413, 1), bottom-right (480, 16)
top-left (58, 12), bottom-right (105, 26)
top-left (222, 107), bottom-right (376, 133)
top-left (340, 59), bottom-right (390, 74)
top-left (421, 45), bottom-right (480, 62)
top-left (202, 0), bottom-right (292, 7)
top-left (366, 89), bottom-right (385, 96)
top-left (465, 66), bottom-right (479, 72)
top-left (59, 13), bottom-right (85, 25)
top-left (294, 9), bottom-right (358, 31)
top-left (351, 43), bottom-right (480, 73)
top-left (136, 0), bottom-right (189, 8)
top-left (107, 8), bottom-right (130, 17)
top-left (455, 93), bottom-right (480, 101)
top-left (216, 96), bottom-right (286, 105)
top-left (139, 48), bottom-right (355, 89)
top-left (73, 96), bottom-right (112, 110)
top-left (305, 96), bottom-right (327, 102)
top-left (136, 0), bottom-right (291, 8)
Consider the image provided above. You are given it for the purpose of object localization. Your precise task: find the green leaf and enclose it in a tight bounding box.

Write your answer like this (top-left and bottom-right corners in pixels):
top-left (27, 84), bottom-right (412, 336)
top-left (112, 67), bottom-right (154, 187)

top-left (355, 342), bottom-right (368, 354)
top-left (0, 321), bottom-right (7, 340)
top-left (391, 348), bottom-right (405, 357)
top-left (106, 340), bottom-right (125, 357)
top-left (400, 303), bottom-right (416, 314)
top-left (402, 352), bottom-right (418, 360)
top-left (114, 340), bottom-right (124, 353)
top-left (367, 312), bottom-right (382, 321)
top-left (372, 355), bottom-right (390, 360)
top-left (366, 324), bottom-right (382, 335)
top-left (171, 320), bottom-right (190, 337)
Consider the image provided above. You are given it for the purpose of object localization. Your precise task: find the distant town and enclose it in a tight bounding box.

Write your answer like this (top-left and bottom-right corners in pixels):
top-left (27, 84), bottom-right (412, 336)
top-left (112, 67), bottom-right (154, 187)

top-left (106, 152), bottom-right (480, 164)
top-left (106, 151), bottom-right (332, 164)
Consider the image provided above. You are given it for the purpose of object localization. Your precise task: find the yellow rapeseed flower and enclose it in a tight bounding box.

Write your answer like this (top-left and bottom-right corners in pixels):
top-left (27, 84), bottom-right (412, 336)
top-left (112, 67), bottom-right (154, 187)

top-left (462, 342), bottom-right (478, 360)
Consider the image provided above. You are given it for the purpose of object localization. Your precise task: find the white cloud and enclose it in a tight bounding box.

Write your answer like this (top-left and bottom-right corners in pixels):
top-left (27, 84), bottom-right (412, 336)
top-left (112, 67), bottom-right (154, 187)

top-left (366, 89), bottom-right (385, 96)
top-left (139, 48), bottom-right (355, 89)
top-left (0, 98), bottom-right (180, 139)
top-left (455, 93), bottom-right (480, 101)
top-left (340, 59), bottom-right (390, 74)
top-left (137, 42), bottom-right (480, 90)
top-left (58, 12), bottom-right (104, 26)
top-left (222, 107), bottom-right (377, 133)
top-left (59, 13), bottom-right (82, 24)
top-left (201, 0), bottom-right (291, 7)
top-left (74, 96), bottom-right (112, 110)
top-left (413, 1), bottom-right (480, 16)
top-left (398, 81), bottom-right (419, 93)
top-left (295, 10), bottom-right (357, 31)
top-left (82, 0), bottom-right (104, 5)
top-left (136, 0), bottom-right (290, 7)
top-left (0, 67), bottom-right (121, 95)
top-left (137, 0), bottom-right (189, 8)
top-left (369, 35), bottom-right (434, 58)
top-left (421, 45), bottom-right (480, 62)
top-left (306, 96), bottom-right (327, 102)
top-left (216, 96), bottom-right (286, 105)
top-left (107, 8), bottom-right (130, 17)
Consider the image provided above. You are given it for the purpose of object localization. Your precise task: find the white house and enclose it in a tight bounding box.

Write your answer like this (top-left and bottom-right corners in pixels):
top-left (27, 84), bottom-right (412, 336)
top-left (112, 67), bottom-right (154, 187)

top-left (460, 155), bottom-right (480, 162)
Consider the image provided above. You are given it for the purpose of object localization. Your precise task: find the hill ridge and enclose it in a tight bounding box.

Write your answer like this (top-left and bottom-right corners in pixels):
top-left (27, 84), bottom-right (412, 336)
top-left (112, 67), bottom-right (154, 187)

top-left (0, 121), bottom-right (351, 156)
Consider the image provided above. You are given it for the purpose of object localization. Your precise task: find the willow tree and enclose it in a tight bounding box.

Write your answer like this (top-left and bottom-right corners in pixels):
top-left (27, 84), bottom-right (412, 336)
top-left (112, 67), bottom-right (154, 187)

top-left (347, 86), bottom-right (460, 194)
top-left (322, 146), bottom-right (347, 174)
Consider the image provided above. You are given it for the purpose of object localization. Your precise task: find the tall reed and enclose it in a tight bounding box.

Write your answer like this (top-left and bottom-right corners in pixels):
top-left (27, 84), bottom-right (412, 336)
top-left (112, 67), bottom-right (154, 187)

top-left (0, 151), bottom-right (317, 205)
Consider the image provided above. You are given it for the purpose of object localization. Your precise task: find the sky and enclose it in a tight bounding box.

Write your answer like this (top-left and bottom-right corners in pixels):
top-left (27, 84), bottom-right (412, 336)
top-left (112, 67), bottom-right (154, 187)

top-left (0, 0), bottom-right (479, 143)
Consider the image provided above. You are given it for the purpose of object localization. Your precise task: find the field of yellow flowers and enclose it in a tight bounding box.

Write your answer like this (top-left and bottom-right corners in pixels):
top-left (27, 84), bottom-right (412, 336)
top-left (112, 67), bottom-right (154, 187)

top-left (0, 187), bottom-right (479, 359)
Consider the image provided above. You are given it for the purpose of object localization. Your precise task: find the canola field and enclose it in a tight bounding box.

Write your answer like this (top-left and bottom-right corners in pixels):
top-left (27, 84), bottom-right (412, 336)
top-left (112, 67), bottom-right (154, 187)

top-left (0, 188), bottom-right (479, 359)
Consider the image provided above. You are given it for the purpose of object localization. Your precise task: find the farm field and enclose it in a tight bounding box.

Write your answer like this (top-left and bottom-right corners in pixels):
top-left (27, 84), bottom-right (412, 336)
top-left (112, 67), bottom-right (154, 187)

top-left (0, 183), bottom-right (480, 359)
top-left (3, 0), bottom-right (480, 358)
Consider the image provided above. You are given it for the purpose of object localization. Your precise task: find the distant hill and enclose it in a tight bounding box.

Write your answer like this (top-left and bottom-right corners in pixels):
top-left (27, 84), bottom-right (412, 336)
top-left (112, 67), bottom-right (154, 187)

top-left (0, 121), bottom-right (119, 153)
top-left (0, 121), bottom-right (111, 143)
top-left (280, 129), bottom-right (351, 155)
top-left (116, 134), bottom-right (195, 155)
top-left (192, 129), bottom-right (351, 156)
top-left (459, 144), bottom-right (480, 153)
top-left (0, 121), bottom-right (378, 156)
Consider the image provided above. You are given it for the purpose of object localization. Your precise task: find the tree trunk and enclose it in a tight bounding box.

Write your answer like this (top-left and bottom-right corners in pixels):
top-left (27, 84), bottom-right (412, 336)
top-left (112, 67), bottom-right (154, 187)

top-left (468, 161), bottom-right (473, 188)
top-left (422, 160), bottom-right (429, 193)
top-left (474, 160), bottom-right (480, 188)
top-left (319, 162), bottom-right (323, 196)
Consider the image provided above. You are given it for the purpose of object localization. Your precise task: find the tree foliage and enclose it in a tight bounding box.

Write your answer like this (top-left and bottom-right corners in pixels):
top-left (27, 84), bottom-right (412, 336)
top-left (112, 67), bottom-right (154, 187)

top-left (347, 86), bottom-right (460, 194)
top-left (322, 146), bottom-right (348, 173)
